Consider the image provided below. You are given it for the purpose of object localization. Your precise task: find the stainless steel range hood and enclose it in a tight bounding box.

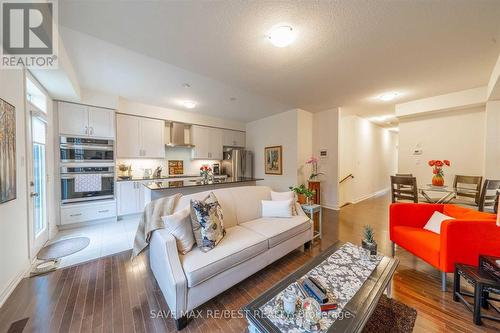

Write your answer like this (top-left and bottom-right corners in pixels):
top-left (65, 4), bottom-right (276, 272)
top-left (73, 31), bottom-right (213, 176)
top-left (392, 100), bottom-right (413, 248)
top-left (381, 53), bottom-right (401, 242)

top-left (165, 122), bottom-right (194, 148)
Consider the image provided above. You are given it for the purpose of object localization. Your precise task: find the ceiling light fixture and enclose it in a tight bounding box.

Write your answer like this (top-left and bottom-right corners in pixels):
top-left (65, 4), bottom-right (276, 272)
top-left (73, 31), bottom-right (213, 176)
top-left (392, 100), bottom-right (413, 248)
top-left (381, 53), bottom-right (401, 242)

top-left (181, 100), bottom-right (197, 109)
top-left (268, 25), bottom-right (295, 47)
top-left (378, 92), bottom-right (399, 102)
top-left (182, 83), bottom-right (191, 88)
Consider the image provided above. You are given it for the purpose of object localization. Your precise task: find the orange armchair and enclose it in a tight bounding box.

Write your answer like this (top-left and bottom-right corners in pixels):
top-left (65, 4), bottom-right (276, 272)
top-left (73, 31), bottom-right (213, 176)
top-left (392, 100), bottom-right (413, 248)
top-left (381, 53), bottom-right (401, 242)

top-left (390, 203), bottom-right (500, 291)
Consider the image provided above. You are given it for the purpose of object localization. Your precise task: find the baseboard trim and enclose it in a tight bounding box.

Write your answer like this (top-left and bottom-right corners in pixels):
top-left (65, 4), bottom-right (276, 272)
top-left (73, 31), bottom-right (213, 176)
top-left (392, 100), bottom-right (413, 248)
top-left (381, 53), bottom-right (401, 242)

top-left (351, 188), bottom-right (390, 205)
top-left (0, 261), bottom-right (31, 308)
top-left (321, 204), bottom-right (340, 211)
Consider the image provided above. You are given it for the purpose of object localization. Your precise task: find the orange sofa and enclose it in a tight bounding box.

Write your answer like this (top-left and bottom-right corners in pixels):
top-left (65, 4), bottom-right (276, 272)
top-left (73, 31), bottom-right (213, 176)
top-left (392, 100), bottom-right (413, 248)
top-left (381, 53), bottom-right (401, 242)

top-left (390, 203), bottom-right (500, 291)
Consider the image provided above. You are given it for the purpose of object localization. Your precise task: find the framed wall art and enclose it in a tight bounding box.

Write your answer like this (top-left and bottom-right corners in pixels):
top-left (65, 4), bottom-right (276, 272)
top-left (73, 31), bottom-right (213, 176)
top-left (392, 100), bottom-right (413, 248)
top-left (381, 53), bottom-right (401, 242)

top-left (264, 145), bottom-right (282, 175)
top-left (0, 98), bottom-right (16, 204)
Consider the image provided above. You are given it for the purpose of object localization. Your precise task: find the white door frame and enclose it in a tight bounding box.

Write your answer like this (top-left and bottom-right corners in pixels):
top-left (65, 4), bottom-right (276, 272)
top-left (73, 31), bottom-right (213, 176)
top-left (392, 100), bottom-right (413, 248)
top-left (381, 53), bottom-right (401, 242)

top-left (26, 103), bottom-right (49, 259)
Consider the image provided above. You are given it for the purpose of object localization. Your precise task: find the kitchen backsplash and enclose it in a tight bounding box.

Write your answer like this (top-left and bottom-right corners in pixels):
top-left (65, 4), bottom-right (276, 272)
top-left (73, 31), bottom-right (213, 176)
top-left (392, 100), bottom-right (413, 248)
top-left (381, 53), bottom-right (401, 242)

top-left (117, 147), bottom-right (220, 177)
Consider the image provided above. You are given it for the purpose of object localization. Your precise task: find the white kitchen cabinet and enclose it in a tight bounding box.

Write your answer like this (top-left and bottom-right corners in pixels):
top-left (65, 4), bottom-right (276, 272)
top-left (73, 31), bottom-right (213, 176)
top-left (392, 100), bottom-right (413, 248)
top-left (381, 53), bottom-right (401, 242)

top-left (140, 118), bottom-right (165, 158)
top-left (88, 106), bottom-right (115, 138)
top-left (60, 200), bottom-right (116, 226)
top-left (116, 114), bottom-right (165, 158)
top-left (116, 181), bottom-right (151, 216)
top-left (222, 129), bottom-right (245, 147)
top-left (191, 125), bottom-right (210, 159)
top-left (58, 102), bottom-right (115, 139)
top-left (116, 114), bottom-right (141, 157)
top-left (209, 128), bottom-right (223, 160)
top-left (58, 102), bottom-right (88, 136)
top-left (191, 125), bottom-right (223, 160)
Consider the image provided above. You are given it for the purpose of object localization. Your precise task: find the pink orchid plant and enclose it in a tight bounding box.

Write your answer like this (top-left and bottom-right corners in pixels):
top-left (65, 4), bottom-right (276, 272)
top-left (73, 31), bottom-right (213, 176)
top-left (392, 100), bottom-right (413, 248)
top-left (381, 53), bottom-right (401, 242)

top-left (306, 156), bottom-right (324, 180)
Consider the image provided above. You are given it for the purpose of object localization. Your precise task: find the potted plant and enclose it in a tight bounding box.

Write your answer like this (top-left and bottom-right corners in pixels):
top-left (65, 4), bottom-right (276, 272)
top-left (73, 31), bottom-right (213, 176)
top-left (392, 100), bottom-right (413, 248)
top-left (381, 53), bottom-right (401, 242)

top-left (428, 159), bottom-right (450, 186)
top-left (289, 184), bottom-right (316, 205)
top-left (362, 225), bottom-right (377, 255)
top-left (306, 156), bottom-right (324, 180)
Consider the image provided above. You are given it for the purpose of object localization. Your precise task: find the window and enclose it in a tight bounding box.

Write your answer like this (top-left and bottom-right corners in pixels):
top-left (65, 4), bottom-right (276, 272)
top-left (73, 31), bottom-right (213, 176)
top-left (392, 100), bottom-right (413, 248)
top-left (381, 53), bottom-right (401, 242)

top-left (26, 77), bottom-right (47, 113)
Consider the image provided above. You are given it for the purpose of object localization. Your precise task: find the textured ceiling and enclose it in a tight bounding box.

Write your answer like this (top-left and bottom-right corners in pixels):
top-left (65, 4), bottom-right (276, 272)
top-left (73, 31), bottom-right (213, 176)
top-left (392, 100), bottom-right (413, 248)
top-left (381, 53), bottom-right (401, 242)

top-left (59, 0), bottom-right (500, 121)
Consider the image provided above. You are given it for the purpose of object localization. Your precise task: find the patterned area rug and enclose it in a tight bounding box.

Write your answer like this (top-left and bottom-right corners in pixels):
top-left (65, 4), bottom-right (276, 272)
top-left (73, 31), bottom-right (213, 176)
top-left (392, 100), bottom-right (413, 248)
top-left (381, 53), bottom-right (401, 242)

top-left (362, 295), bottom-right (417, 333)
top-left (37, 237), bottom-right (90, 260)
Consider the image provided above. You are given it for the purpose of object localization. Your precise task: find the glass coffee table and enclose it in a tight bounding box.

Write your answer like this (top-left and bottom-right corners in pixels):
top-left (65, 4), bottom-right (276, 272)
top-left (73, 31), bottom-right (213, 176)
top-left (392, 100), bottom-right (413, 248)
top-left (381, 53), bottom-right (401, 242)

top-left (243, 242), bottom-right (399, 333)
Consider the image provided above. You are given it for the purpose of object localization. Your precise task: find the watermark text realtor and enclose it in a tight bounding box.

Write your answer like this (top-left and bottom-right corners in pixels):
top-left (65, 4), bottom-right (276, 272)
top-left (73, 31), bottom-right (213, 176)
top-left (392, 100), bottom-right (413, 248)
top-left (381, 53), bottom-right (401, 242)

top-left (1, 0), bottom-right (58, 68)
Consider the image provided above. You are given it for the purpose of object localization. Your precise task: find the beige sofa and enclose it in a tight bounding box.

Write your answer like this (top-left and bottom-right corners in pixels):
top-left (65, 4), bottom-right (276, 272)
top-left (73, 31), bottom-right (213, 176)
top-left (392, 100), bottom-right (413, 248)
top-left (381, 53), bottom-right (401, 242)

top-left (149, 186), bottom-right (313, 329)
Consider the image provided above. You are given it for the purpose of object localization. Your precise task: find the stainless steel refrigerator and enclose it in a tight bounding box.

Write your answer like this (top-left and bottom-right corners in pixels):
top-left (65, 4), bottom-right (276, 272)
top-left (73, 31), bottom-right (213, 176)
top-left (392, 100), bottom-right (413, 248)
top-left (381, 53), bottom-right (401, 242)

top-left (222, 148), bottom-right (254, 178)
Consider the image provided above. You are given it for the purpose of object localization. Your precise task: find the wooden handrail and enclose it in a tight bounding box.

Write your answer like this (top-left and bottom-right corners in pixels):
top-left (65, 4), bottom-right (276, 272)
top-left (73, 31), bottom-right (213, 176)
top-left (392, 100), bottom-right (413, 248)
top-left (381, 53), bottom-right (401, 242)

top-left (339, 174), bottom-right (354, 184)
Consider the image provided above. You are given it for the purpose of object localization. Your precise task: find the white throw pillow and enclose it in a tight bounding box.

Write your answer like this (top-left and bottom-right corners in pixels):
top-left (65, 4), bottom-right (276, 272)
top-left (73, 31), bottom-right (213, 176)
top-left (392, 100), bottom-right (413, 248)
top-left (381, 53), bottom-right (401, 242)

top-left (271, 191), bottom-right (297, 215)
top-left (423, 211), bottom-right (454, 234)
top-left (162, 206), bottom-right (196, 254)
top-left (261, 199), bottom-right (293, 218)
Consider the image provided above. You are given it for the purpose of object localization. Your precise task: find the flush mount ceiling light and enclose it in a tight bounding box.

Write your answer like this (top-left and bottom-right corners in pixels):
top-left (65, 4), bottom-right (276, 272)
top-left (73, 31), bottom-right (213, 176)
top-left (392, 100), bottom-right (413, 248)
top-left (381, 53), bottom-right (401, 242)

top-left (268, 25), bottom-right (295, 47)
top-left (378, 92), bottom-right (400, 102)
top-left (182, 83), bottom-right (191, 88)
top-left (181, 100), bottom-right (196, 109)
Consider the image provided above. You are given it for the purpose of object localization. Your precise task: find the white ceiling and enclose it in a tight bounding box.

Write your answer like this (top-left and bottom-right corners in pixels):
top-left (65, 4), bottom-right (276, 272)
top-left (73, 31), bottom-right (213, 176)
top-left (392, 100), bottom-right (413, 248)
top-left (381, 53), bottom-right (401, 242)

top-left (58, 0), bottom-right (500, 122)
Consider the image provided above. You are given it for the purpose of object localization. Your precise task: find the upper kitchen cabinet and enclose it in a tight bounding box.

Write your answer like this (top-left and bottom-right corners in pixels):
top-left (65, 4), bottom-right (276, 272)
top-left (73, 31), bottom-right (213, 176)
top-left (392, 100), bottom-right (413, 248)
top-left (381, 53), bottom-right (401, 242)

top-left (191, 125), bottom-right (223, 160)
top-left (222, 129), bottom-right (246, 147)
top-left (88, 106), bottom-right (115, 138)
top-left (140, 117), bottom-right (165, 158)
top-left (58, 102), bottom-right (115, 139)
top-left (116, 114), bottom-right (165, 158)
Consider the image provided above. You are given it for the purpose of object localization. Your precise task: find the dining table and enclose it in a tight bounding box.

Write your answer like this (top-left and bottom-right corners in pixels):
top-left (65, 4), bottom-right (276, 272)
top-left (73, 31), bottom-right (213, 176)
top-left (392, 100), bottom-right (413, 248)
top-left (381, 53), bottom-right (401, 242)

top-left (419, 185), bottom-right (479, 204)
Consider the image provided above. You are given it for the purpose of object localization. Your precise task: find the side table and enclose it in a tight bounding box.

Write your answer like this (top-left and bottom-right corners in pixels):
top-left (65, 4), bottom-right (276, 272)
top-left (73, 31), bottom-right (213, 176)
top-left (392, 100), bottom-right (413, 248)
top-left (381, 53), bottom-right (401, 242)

top-left (453, 263), bottom-right (500, 325)
top-left (301, 204), bottom-right (322, 240)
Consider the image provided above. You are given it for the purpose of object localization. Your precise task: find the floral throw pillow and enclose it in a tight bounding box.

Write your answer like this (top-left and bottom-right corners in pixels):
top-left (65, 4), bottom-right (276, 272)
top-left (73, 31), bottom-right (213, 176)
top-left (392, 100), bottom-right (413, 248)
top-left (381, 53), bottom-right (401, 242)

top-left (190, 192), bottom-right (226, 252)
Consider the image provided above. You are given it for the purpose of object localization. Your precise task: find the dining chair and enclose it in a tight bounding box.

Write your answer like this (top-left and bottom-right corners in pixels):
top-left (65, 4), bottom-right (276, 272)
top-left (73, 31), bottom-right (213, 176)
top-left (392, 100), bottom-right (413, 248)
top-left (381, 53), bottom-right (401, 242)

top-left (478, 179), bottom-right (500, 212)
top-left (390, 176), bottom-right (418, 203)
top-left (453, 175), bottom-right (483, 206)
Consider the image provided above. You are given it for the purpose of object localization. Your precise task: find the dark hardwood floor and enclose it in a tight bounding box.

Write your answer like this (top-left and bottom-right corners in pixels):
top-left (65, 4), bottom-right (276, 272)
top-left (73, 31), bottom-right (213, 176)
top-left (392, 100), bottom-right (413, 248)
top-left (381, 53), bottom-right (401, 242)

top-left (1, 192), bottom-right (499, 332)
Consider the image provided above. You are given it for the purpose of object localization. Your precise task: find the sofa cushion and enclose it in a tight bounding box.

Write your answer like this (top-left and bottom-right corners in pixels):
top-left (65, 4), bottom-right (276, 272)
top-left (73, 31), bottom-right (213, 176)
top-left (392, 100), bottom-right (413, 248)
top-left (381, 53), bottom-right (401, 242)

top-left (230, 186), bottom-right (272, 223)
top-left (443, 204), bottom-right (496, 220)
top-left (176, 188), bottom-right (239, 228)
top-left (423, 211), bottom-right (454, 234)
top-left (240, 215), bottom-right (311, 248)
top-left (161, 206), bottom-right (195, 254)
top-left (190, 192), bottom-right (226, 252)
top-left (392, 226), bottom-right (441, 268)
top-left (180, 225), bottom-right (268, 287)
top-left (271, 191), bottom-right (297, 215)
top-left (261, 199), bottom-right (293, 218)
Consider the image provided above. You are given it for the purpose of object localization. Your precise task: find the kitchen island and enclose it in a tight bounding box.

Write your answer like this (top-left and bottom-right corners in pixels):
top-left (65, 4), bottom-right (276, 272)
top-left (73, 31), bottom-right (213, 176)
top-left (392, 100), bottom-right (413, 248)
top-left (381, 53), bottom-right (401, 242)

top-left (144, 177), bottom-right (263, 200)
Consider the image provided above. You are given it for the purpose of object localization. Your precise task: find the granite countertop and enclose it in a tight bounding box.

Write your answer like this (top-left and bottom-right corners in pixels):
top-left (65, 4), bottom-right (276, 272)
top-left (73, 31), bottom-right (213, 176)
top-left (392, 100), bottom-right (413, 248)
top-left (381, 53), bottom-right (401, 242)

top-left (143, 177), bottom-right (263, 190)
top-left (117, 175), bottom-right (207, 182)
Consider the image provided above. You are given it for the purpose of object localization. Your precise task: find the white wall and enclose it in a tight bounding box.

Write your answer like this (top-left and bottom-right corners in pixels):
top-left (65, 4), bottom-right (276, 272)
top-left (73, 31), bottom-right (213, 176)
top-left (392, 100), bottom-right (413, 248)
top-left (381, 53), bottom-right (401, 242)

top-left (297, 110), bottom-right (313, 185)
top-left (484, 101), bottom-right (500, 179)
top-left (118, 98), bottom-right (245, 131)
top-left (0, 69), bottom-right (30, 306)
top-left (339, 115), bottom-right (398, 206)
top-left (398, 107), bottom-right (485, 186)
top-left (312, 108), bottom-right (340, 209)
top-left (246, 109), bottom-right (313, 191)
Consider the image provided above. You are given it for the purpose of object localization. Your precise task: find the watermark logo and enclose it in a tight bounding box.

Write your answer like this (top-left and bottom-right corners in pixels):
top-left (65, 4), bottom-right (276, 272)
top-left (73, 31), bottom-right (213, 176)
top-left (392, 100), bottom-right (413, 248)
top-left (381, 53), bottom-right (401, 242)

top-left (1, 0), bottom-right (58, 68)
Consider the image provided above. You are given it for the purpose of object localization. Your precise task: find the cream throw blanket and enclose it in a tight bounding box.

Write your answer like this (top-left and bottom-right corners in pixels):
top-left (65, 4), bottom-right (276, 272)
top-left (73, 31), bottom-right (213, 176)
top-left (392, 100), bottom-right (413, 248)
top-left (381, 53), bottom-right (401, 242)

top-left (132, 193), bottom-right (182, 258)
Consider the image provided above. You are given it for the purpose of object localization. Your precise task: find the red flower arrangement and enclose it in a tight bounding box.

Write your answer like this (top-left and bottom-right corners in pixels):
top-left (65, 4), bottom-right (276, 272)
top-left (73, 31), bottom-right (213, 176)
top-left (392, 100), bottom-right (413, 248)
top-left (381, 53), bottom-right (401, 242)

top-left (200, 165), bottom-right (212, 179)
top-left (428, 159), bottom-right (450, 186)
